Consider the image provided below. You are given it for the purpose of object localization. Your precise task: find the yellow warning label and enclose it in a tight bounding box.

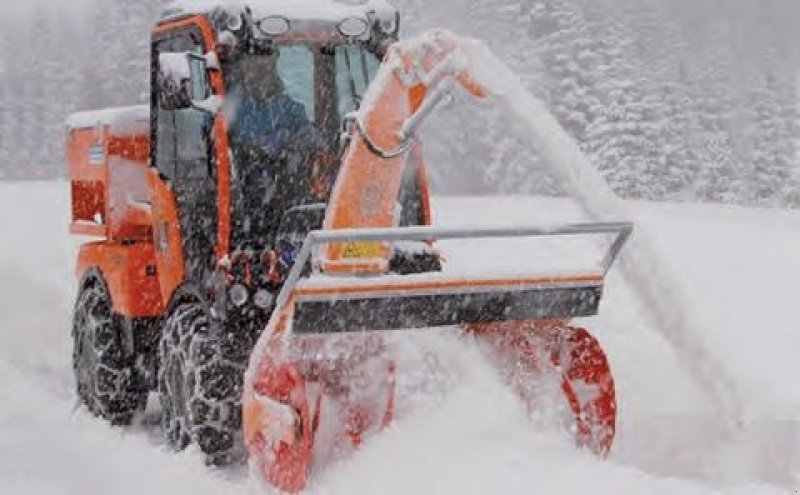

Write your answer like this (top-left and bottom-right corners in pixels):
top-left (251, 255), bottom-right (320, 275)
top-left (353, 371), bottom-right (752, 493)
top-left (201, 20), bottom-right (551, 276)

top-left (342, 242), bottom-right (384, 259)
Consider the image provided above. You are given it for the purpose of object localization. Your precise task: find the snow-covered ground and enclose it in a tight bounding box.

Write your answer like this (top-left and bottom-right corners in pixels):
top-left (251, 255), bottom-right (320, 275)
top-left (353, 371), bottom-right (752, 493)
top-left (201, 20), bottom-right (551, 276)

top-left (0, 181), bottom-right (798, 494)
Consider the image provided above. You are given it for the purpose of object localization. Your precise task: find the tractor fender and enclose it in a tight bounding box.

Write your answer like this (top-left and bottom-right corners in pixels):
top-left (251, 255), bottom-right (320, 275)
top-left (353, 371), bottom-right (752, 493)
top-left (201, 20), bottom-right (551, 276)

top-left (76, 241), bottom-right (165, 320)
top-left (76, 267), bottom-right (137, 360)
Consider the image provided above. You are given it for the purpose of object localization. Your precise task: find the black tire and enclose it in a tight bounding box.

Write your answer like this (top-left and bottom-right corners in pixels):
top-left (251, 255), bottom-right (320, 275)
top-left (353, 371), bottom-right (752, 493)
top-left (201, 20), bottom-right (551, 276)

top-left (157, 295), bottom-right (245, 465)
top-left (72, 278), bottom-right (147, 425)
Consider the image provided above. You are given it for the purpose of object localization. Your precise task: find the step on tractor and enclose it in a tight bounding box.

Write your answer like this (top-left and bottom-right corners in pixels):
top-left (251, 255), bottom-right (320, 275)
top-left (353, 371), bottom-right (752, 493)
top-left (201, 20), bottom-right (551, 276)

top-left (67, 0), bottom-right (632, 491)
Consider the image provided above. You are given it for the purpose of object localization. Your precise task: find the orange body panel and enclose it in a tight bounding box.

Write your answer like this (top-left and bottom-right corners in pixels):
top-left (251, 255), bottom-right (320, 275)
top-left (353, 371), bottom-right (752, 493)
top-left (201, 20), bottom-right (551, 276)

top-left (323, 34), bottom-right (487, 272)
top-left (68, 107), bottom-right (158, 317)
top-left (148, 169), bottom-right (186, 308)
top-left (76, 242), bottom-right (164, 318)
top-left (108, 133), bottom-right (150, 162)
top-left (321, 64), bottom-right (414, 270)
top-left (68, 122), bottom-right (152, 242)
top-left (68, 127), bottom-right (107, 235)
top-left (70, 222), bottom-right (106, 237)
top-left (411, 144), bottom-right (433, 226)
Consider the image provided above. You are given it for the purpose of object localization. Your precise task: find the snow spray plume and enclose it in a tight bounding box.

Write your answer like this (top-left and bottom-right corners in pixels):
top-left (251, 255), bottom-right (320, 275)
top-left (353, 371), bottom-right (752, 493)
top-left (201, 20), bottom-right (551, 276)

top-left (452, 34), bottom-right (744, 430)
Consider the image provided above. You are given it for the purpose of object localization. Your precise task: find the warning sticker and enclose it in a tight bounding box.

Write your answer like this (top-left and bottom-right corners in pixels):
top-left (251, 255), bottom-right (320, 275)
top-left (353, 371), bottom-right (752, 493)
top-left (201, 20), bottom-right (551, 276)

top-left (342, 242), bottom-right (384, 259)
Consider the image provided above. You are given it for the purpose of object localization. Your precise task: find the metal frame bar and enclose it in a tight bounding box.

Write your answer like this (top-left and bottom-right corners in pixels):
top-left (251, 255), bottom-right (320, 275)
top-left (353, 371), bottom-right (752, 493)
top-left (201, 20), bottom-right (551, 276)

top-left (276, 222), bottom-right (633, 310)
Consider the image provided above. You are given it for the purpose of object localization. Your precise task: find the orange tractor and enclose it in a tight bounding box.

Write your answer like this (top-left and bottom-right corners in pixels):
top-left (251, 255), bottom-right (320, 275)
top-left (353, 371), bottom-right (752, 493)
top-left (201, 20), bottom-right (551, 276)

top-left (67, 1), bottom-right (631, 492)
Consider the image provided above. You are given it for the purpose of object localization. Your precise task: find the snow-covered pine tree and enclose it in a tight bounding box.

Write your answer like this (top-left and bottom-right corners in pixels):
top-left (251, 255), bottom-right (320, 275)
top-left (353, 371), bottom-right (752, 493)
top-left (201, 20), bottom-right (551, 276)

top-left (29, 6), bottom-right (66, 177)
top-left (746, 71), bottom-right (794, 206)
top-left (525, 0), bottom-right (597, 145)
top-left (14, 14), bottom-right (45, 175)
top-left (782, 80), bottom-right (800, 208)
top-left (462, 0), bottom-right (556, 196)
top-left (117, 1), bottom-right (158, 104)
top-left (774, 74), bottom-right (798, 207)
top-left (0, 33), bottom-right (10, 178)
top-left (581, 14), bottom-right (659, 199)
top-left (689, 24), bottom-right (748, 205)
top-left (1, 20), bottom-right (25, 177)
top-left (619, 1), bottom-right (701, 199)
top-left (655, 63), bottom-right (702, 199)
top-left (83, 0), bottom-right (124, 108)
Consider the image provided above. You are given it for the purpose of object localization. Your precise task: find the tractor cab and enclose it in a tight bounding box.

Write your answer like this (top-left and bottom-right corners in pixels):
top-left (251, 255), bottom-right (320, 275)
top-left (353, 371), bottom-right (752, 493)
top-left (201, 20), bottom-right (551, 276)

top-left (151, 1), bottom-right (404, 283)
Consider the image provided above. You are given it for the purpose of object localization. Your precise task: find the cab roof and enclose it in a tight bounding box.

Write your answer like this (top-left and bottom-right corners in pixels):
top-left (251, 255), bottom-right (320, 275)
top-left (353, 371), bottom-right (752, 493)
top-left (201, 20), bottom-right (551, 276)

top-left (159, 0), bottom-right (398, 30)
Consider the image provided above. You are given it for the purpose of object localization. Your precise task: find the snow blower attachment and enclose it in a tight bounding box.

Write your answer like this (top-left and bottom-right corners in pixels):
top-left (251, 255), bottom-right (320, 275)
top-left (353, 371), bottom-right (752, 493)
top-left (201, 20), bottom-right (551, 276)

top-left (244, 223), bottom-right (630, 492)
top-left (242, 30), bottom-right (632, 491)
top-left (65, 3), bottom-right (631, 493)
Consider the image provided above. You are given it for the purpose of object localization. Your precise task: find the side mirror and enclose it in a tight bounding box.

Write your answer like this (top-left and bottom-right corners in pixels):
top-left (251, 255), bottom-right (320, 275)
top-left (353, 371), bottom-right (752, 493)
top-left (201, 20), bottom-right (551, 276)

top-left (157, 52), bottom-right (210, 111)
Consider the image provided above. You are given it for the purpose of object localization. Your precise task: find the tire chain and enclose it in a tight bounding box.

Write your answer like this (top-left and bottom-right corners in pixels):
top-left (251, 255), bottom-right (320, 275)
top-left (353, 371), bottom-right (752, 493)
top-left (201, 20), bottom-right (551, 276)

top-left (158, 300), bottom-right (250, 464)
top-left (72, 284), bottom-right (146, 425)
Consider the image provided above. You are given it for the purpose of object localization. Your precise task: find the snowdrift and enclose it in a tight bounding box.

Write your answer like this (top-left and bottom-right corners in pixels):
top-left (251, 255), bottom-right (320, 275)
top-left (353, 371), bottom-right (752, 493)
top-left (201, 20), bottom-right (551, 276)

top-left (0, 182), bottom-right (796, 494)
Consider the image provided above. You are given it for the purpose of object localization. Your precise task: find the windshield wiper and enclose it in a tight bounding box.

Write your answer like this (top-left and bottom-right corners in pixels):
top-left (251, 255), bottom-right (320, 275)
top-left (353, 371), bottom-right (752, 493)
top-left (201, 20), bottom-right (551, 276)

top-left (343, 47), bottom-right (362, 110)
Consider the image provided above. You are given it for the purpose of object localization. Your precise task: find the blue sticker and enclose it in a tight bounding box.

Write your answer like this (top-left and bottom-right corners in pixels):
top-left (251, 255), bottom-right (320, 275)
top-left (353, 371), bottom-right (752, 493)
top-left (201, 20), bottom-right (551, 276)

top-left (89, 144), bottom-right (104, 165)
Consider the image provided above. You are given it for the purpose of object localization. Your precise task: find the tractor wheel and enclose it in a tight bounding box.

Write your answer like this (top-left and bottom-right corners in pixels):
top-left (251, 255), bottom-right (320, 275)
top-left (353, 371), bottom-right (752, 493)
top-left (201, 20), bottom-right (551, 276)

top-left (158, 296), bottom-right (245, 465)
top-left (72, 278), bottom-right (147, 425)
top-left (468, 322), bottom-right (616, 455)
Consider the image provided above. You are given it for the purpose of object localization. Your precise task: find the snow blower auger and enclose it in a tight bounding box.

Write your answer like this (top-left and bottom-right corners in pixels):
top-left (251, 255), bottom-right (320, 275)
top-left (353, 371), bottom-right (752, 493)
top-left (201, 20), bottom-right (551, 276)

top-left (242, 30), bottom-right (632, 492)
top-left (64, 2), bottom-right (629, 492)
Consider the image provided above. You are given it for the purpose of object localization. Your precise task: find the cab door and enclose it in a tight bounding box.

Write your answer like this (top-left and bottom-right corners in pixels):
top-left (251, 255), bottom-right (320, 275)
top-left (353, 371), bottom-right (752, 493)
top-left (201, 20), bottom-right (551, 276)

top-left (150, 27), bottom-right (218, 298)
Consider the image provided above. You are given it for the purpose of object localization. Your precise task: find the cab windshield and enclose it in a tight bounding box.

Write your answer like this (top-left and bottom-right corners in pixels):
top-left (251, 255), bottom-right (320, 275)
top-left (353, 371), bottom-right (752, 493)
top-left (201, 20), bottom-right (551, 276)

top-left (225, 44), bottom-right (379, 153)
top-left (223, 43), bottom-right (381, 249)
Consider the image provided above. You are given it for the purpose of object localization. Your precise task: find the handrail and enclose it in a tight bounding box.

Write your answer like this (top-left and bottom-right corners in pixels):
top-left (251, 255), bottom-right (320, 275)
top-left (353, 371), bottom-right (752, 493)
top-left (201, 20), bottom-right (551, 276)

top-left (276, 222), bottom-right (634, 310)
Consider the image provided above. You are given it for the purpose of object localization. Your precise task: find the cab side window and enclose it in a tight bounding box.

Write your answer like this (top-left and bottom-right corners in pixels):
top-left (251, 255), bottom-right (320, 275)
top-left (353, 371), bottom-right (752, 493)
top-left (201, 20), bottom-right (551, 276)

top-left (154, 33), bottom-right (213, 181)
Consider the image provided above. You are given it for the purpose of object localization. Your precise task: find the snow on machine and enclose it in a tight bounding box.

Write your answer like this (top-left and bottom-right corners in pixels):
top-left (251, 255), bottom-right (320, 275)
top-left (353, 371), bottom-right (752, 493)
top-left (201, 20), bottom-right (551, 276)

top-left (66, 1), bottom-right (631, 492)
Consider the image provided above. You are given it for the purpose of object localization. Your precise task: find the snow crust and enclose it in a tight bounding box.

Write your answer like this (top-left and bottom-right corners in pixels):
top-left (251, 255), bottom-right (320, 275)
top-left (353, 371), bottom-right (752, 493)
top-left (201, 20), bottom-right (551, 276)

top-left (0, 182), bottom-right (797, 493)
top-left (158, 52), bottom-right (192, 82)
top-left (162, 0), bottom-right (397, 24)
top-left (66, 105), bottom-right (149, 134)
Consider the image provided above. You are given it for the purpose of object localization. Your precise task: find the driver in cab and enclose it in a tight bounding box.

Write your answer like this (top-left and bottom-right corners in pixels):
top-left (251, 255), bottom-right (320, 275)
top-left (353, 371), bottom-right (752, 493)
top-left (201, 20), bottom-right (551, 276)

top-left (227, 54), bottom-right (310, 160)
top-left (225, 51), bottom-right (320, 248)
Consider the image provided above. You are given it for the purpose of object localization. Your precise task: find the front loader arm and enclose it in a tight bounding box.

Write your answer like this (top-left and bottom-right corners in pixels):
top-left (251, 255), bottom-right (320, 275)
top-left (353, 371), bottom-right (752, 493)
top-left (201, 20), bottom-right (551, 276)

top-left (322, 30), bottom-right (489, 273)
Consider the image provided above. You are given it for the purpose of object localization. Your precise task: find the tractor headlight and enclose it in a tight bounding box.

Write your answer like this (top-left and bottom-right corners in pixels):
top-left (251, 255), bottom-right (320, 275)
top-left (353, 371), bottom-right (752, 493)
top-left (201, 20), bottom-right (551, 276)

top-left (257, 16), bottom-right (290, 37)
top-left (338, 17), bottom-right (369, 37)
top-left (229, 284), bottom-right (249, 307)
top-left (226, 13), bottom-right (243, 31)
top-left (254, 290), bottom-right (274, 310)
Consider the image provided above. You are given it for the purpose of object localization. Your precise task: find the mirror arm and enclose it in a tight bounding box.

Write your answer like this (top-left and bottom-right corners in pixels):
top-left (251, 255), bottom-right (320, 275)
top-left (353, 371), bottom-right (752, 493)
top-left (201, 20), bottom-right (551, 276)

top-left (191, 95), bottom-right (223, 116)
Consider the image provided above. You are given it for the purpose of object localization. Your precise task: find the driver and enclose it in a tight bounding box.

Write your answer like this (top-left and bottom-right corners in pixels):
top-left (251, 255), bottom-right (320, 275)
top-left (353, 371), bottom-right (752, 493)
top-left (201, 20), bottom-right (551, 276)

top-left (227, 52), bottom-right (318, 249)
top-left (228, 54), bottom-right (310, 158)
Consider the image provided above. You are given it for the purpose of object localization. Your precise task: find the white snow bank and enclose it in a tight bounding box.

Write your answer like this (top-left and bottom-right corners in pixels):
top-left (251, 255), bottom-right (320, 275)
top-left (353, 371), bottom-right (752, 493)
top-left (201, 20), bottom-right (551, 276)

top-left (0, 182), bottom-right (796, 493)
top-left (436, 196), bottom-right (800, 487)
top-left (66, 105), bottom-right (149, 134)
